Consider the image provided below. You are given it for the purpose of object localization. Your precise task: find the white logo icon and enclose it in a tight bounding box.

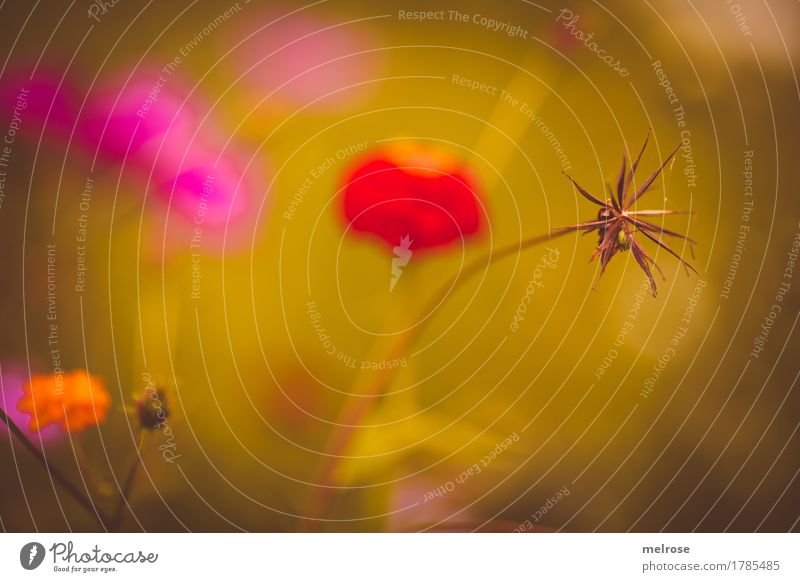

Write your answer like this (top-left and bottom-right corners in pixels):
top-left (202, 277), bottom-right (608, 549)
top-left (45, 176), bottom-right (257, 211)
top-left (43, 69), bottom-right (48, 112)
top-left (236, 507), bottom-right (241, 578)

top-left (390, 235), bottom-right (413, 292)
top-left (20, 542), bottom-right (45, 570)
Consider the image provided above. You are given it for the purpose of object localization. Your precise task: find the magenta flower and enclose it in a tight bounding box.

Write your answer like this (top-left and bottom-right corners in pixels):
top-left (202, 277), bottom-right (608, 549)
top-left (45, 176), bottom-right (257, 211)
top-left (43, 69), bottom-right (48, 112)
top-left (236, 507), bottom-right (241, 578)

top-left (78, 69), bottom-right (200, 165)
top-left (0, 67), bottom-right (78, 141)
top-left (147, 133), bottom-right (270, 257)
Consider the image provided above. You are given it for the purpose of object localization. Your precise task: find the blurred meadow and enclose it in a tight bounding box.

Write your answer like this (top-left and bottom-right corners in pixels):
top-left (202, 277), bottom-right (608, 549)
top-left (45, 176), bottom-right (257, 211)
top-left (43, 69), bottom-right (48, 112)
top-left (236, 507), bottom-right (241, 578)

top-left (0, 0), bottom-right (799, 532)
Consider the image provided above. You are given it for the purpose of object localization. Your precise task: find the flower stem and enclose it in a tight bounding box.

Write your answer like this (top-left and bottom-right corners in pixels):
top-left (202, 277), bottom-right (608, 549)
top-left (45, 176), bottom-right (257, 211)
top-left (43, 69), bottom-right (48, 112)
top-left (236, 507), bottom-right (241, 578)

top-left (411, 229), bottom-right (572, 344)
top-left (0, 408), bottom-right (109, 529)
top-left (302, 228), bottom-right (573, 529)
top-left (110, 430), bottom-right (145, 531)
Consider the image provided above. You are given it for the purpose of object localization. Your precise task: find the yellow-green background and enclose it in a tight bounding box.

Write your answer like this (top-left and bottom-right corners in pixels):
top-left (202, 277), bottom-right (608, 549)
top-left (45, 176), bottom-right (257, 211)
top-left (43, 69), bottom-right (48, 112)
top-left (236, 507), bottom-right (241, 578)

top-left (1, 0), bottom-right (798, 531)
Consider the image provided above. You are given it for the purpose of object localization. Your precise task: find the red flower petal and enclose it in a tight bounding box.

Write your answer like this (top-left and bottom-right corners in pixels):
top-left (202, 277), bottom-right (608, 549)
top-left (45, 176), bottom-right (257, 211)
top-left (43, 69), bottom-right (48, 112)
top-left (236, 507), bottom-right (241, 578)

top-left (341, 145), bottom-right (483, 251)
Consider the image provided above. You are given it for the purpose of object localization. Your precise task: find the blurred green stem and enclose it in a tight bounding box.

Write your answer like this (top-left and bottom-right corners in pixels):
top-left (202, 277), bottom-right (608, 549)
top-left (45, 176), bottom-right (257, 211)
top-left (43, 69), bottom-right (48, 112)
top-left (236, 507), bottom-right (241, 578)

top-left (110, 429), bottom-right (145, 531)
top-left (0, 408), bottom-right (110, 529)
top-left (302, 228), bottom-right (573, 529)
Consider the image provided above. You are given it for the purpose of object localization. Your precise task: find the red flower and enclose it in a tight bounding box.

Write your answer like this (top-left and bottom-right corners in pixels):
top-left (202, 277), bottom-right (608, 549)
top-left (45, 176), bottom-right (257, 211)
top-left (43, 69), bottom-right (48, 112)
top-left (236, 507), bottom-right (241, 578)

top-left (341, 144), bottom-right (483, 251)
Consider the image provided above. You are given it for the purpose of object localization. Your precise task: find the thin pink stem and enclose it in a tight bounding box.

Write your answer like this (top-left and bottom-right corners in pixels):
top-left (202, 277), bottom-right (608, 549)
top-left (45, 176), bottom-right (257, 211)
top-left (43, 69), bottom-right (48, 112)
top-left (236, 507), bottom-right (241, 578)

top-left (300, 227), bottom-right (574, 530)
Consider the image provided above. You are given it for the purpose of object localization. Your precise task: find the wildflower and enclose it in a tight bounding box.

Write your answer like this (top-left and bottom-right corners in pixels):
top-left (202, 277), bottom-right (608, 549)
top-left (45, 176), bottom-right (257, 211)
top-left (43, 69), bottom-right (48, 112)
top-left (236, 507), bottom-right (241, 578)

top-left (341, 143), bottom-right (483, 251)
top-left (563, 132), bottom-right (697, 295)
top-left (134, 385), bottom-right (169, 430)
top-left (157, 152), bottom-right (249, 227)
top-left (224, 10), bottom-right (383, 112)
top-left (0, 66), bottom-right (79, 141)
top-left (78, 69), bottom-right (199, 164)
top-left (17, 370), bottom-right (110, 433)
top-left (148, 135), bottom-right (269, 258)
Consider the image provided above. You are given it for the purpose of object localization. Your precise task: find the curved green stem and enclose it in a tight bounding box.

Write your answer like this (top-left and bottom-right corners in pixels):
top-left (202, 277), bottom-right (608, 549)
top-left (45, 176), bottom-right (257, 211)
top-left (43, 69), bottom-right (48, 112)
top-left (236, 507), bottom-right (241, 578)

top-left (410, 228), bottom-right (573, 345)
top-left (110, 430), bottom-right (145, 531)
top-left (302, 228), bottom-right (573, 529)
top-left (0, 408), bottom-right (109, 529)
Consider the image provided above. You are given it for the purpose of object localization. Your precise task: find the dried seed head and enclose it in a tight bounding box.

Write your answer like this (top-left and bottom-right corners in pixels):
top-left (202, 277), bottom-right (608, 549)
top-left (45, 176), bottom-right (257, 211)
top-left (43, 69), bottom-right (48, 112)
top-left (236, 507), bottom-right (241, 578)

top-left (563, 132), bottom-right (697, 296)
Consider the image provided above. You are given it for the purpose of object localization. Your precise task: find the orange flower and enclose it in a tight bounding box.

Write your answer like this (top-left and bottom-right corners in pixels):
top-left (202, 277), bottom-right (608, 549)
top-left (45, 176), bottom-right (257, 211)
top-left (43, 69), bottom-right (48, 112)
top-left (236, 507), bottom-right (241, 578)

top-left (17, 370), bottom-right (111, 432)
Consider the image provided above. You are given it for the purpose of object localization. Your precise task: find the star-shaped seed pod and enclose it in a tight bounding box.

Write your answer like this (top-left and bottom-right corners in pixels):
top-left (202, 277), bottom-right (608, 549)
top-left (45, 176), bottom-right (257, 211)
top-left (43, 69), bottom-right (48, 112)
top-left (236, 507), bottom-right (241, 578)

top-left (563, 132), bottom-right (697, 296)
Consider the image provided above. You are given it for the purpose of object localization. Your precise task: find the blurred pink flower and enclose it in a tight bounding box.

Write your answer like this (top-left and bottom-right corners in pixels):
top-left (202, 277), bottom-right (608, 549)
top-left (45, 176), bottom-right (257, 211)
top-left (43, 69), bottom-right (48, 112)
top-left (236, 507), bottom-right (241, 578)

top-left (78, 69), bottom-right (201, 165)
top-left (0, 67), bottom-right (79, 141)
top-left (74, 68), bottom-right (270, 257)
top-left (0, 365), bottom-right (62, 444)
top-left (224, 10), bottom-right (382, 110)
top-left (144, 131), bottom-right (270, 257)
top-left (388, 477), bottom-right (478, 532)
